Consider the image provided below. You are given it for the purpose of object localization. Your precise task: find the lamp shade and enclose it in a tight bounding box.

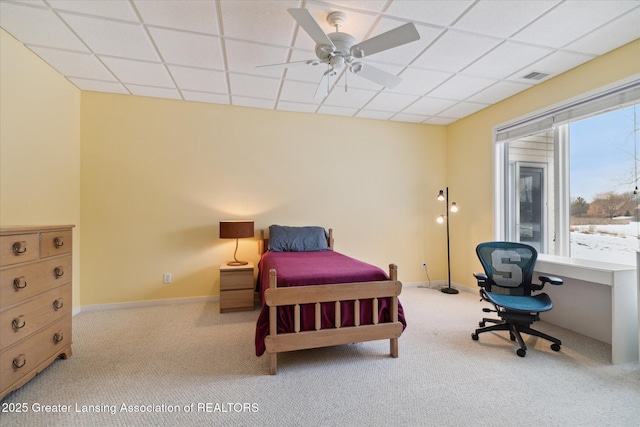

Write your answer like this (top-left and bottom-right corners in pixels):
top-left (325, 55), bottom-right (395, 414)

top-left (219, 220), bottom-right (254, 239)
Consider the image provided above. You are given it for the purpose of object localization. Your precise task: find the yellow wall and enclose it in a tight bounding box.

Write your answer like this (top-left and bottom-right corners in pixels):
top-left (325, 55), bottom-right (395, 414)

top-left (0, 29), bottom-right (81, 309)
top-left (3, 21), bottom-right (637, 306)
top-left (448, 38), bottom-right (640, 290)
top-left (80, 92), bottom-right (447, 305)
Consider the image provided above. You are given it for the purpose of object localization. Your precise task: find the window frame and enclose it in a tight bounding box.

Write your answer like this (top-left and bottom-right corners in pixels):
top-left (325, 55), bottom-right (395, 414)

top-left (493, 76), bottom-right (640, 260)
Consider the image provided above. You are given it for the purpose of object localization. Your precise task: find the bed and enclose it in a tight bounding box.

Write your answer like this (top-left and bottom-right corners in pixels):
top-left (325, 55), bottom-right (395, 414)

top-left (254, 225), bottom-right (406, 374)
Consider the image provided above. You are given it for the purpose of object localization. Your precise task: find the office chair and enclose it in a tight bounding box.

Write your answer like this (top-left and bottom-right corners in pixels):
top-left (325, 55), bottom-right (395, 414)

top-left (471, 241), bottom-right (563, 357)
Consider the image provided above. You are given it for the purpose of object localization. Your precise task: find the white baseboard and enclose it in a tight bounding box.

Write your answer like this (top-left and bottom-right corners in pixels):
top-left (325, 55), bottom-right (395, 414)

top-left (408, 280), bottom-right (475, 294)
top-left (75, 295), bottom-right (219, 315)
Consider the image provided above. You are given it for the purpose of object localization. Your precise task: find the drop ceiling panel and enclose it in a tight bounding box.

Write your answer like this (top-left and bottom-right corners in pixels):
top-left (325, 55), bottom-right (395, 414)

top-left (29, 47), bottom-right (114, 81)
top-left (61, 12), bottom-right (159, 61)
top-left (317, 105), bottom-right (358, 117)
top-left (427, 74), bottom-right (496, 100)
top-left (226, 39), bottom-right (289, 77)
top-left (48, 0), bottom-right (139, 22)
top-left (402, 97), bottom-right (458, 116)
top-left (411, 29), bottom-right (501, 73)
top-left (101, 57), bottom-right (173, 87)
top-left (228, 74), bottom-right (281, 99)
top-left (232, 96), bottom-right (276, 109)
top-left (452, 0), bottom-right (559, 38)
top-left (148, 27), bottom-right (223, 69)
top-left (394, 67), bottom-right (453, 96)
top-left (182, 90), bottom-right (229, 104)
top-left (2, 0), bottom-right (637, 125)
top-left (323, 86), bottom-right (376, 108)
top-left (564, 8), bottom-right (640, 55)
top-left (0, 2), bottom-right (87, 51)
top-left (126, 84), bottom-right (181, 100)
top-left (279, 80), bottom-right (323, 103)
top-left (511, 0), bottom-right (639, 48)
top-left (462, 41), bottom-right (553, 79)
top-left (515, 50), bottom-right (595, 79)
top-left (364, 92), bottom-right (420, 112)
top-left (167, 65), bottom-right (227, 93)
top-left (438, 101), bottom-right (490, 119)
top-left (384, 0), bottom-right (475, 26)
top-left (276, 100), bottom-right (319, 113)
top-left (67, 77), bottom-right (128, 94)
top-left (134, 0), bottom-right (219, 35)
top-left (220, 0), bottom-right (297, 45)
top-left (467, 81), bottom-right (533, 104)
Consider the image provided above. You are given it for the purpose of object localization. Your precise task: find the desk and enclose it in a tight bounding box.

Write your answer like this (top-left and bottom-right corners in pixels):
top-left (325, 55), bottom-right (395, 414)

top-left (536, 255), bottom-right (638, 364)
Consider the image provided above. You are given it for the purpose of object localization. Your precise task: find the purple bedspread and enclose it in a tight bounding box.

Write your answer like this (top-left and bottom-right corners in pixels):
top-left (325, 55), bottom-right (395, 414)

top-left (254, 251), bottom-right (406, 356)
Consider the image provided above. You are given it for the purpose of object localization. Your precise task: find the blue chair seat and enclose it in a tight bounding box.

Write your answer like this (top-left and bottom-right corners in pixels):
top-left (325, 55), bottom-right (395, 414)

top-left (485, 292), bottom-right (553, 313)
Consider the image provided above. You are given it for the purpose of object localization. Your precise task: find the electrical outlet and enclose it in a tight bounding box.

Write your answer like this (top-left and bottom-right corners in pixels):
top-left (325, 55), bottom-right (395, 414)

top-left (163, 273), bottom-right (172, 284)
top-left (421, 262), bottom-right (427, 270)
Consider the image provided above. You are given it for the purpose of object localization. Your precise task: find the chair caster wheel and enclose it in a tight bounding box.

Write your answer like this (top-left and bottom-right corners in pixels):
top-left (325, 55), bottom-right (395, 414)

top-left (516, 348), bottom-right (526, 357)
top-left (551, 343), bottom-right (561, 352)
top-left (479, 321), bottom-right (485, 327)
top-left (471, 333), bottom-right (479, 341)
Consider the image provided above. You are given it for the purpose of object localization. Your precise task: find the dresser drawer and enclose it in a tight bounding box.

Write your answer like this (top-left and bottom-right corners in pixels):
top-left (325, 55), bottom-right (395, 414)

top-left (40, 230), bottom-right (73, 258)
top-left (0, 255), bottom-right (72, 309)
top-left (0, 285), bottom-right (72, 351)
top-left (0, 315), bottom-right (72, 397)
top-left (0, 233), bottom-right (40, 267)
top-left (220, 270), bottom-right (254, 290)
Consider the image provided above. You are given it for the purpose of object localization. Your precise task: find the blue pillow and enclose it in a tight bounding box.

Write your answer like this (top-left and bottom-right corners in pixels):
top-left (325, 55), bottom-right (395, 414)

top-left (269, 225), bottom-right (330, 252)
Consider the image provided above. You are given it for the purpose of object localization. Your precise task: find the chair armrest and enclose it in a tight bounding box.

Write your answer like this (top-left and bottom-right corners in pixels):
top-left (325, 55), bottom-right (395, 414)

top-left (474, 272), bottom-right (488, 288)
top-left (539, 275), bottom-right (563, 285)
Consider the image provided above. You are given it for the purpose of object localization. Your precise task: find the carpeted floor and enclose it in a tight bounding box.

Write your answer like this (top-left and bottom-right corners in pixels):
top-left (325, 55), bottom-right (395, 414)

top-left (1, 285), bottom-right (639, 426)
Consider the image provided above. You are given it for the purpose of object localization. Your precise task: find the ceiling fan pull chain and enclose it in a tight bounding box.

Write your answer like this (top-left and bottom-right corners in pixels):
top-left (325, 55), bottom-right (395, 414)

top-left (345, 70), bottom-right (348, 93)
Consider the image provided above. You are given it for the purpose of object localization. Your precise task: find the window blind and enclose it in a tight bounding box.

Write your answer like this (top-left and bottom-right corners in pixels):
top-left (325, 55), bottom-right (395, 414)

top-left (495, 79), bottom-right (640, 143)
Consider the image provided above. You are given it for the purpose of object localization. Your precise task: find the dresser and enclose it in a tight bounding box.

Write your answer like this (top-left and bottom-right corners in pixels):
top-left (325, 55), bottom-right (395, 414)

top-left (0, 225), bottom-right (74, 400)
top-left (219, 263), bottom-right (255, 313)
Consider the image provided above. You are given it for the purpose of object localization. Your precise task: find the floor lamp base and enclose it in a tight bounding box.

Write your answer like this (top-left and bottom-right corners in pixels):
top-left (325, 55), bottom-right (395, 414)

top-left (440, 286), bottom-right (459, 294)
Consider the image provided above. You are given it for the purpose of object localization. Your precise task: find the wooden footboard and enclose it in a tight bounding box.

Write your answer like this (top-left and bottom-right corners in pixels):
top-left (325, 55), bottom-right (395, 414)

top-left (264, 264), bottom-right (402, 374)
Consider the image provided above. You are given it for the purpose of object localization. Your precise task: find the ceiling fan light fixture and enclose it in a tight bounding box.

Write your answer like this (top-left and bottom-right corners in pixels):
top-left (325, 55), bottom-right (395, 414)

top-left (350, 62), bottom-right (364, 73)
top-left (351, 46), bottom-right (364, 58)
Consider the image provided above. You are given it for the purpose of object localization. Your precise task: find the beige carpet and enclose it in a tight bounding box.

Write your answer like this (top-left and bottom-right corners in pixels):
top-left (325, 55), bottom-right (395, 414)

top-left (2, 285), bottom-right (639, 426)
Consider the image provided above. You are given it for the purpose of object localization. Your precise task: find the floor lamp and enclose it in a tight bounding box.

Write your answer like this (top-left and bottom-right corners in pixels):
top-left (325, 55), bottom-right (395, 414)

top-left (437, 187), bottom-right (458, 294)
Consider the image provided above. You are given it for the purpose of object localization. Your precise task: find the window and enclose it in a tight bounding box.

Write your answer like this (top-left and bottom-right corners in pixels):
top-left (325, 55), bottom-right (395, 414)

top-left (495, 80), bottom-right (640, 266)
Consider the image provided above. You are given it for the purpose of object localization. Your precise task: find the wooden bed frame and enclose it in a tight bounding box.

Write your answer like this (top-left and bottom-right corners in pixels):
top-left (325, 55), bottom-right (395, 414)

top-left (258, 229), bottom-right (403, 374)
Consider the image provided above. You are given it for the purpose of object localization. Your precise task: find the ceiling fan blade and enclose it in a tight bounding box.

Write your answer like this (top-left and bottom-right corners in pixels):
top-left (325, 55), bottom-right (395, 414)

top-left (352, 63), bottom-right (402, 89)
top-left (256, 59), bottom-right (319, 69)
top-left (351, 23), bottom-right (420, 58)
top-left (288, 8), bottom-right (335, 49)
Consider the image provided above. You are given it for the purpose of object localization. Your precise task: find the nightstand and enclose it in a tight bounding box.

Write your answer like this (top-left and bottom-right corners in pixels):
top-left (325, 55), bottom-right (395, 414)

top-left (219, 262), bottom-right (255, 313)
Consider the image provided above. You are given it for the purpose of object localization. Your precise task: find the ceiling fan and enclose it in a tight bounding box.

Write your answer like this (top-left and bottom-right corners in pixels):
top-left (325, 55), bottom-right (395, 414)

top-left (257, 9), bottom-right (421, 99)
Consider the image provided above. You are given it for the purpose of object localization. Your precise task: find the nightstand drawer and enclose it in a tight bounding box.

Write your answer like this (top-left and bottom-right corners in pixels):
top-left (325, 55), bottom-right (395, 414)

top-left (220, 270), bottom-right (253, 290)
top-left (220, 289), bottom-right (254, 312)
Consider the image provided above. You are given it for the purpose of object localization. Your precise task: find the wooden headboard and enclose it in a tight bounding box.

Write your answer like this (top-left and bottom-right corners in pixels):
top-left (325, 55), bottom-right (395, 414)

top-left (258, 228), bottom-right (334, 255)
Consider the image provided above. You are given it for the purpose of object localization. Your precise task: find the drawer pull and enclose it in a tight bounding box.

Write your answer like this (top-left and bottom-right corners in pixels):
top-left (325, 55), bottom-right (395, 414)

top-left (53, 298), bottom-right (64, 310)
top-left (12, 316), bottom-right (26, 330)
top-left (13, 276), bottom-right (27, 290)
top-left (54, 266), bottom-right (65, 278)
top-left (12, 241), bottom-right (27, 254)
top-left (13, 354), bottom-right (26, 369)
top-left (53, 332), bottom-right (64, 343)
top-left (54, 236), bottom-right (64, 247)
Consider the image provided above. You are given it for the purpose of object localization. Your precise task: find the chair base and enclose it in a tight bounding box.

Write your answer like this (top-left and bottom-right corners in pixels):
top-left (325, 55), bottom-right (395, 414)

top-left (471, 317), bottom-right (561, 357)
